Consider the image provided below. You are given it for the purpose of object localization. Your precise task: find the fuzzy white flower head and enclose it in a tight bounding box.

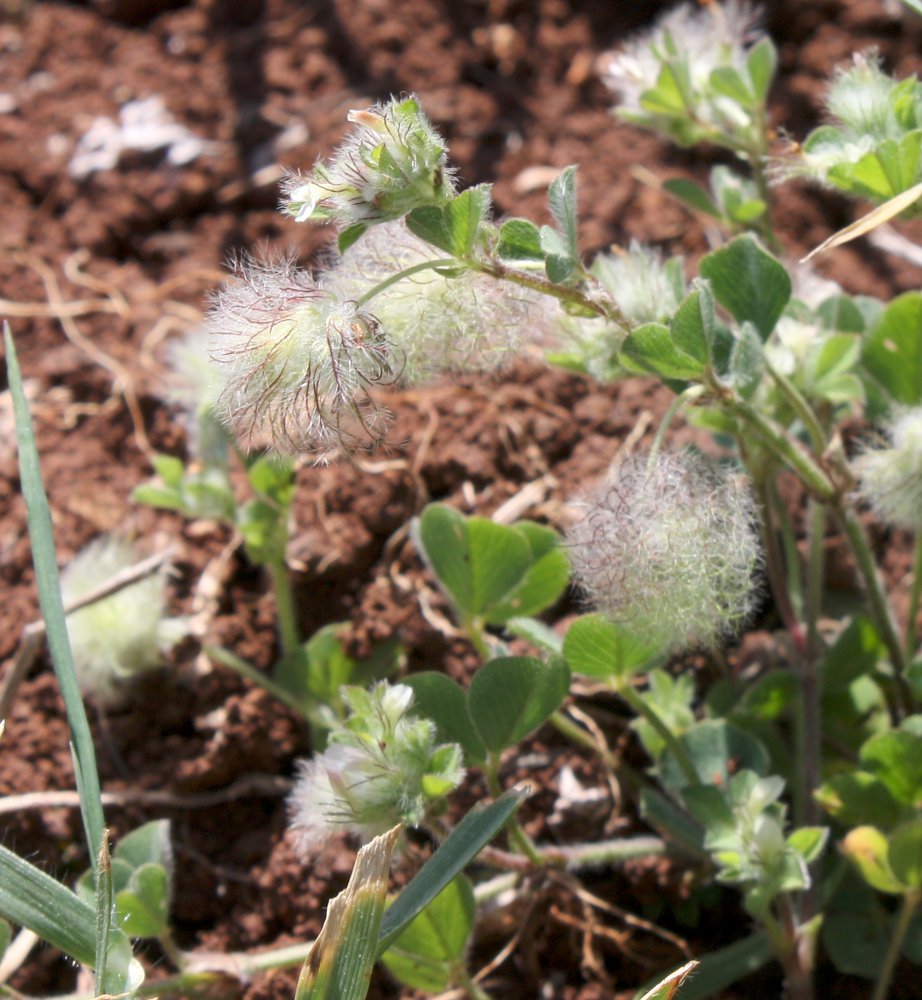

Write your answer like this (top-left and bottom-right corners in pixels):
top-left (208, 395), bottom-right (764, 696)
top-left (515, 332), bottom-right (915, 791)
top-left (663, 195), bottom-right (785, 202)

top-left (207, 255), bottom-right (399, 458)
top-left (282, 96), bottom-right (456, 234)
top-left (322, 220), bottom-right (550, 381)
top-left (61, 536), bottom-right (187, 705)
top-left (601, 1), bottom-right (764, 144)
top-left (825, 52), bottom-right (907, 141)
top-left (568, 452), bottom-right (762, 651)
top-left (287, 682), bottom-right (464, 856)
top-left (593, 242), bottom-right (685, 327)
top-left (855, 407), bottom-right (922, 533)
top-left (780, 53), bottom-right (922, 186)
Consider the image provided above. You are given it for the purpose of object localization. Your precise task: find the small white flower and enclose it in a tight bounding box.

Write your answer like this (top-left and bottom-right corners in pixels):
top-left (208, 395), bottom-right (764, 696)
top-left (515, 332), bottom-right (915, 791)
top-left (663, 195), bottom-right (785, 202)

top-left (61, 536), bottom-right (186, 705)
top-left (568, 452), bottom-right (762, 651)
top-left (323, 220), bottom-right (549, 381)
top-left (207, 255), bottom-right (399, 457)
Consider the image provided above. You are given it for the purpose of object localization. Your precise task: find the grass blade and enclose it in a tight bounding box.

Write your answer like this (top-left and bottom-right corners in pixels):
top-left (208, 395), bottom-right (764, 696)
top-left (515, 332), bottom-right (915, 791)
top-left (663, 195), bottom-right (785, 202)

top-left (0, 843), bottom-right (97, 968)
top-left (4, 323), bottom-right (106, 864)
top-left (295, 827), bottom-right (400, 1000)
top-left (377, 787), bottom-right (528, 953)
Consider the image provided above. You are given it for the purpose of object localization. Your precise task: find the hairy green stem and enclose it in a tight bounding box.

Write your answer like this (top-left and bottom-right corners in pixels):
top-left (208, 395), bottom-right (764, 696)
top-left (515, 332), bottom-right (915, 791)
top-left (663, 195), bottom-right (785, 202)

top-left (472, 258), bottom-right (631, 328)
top-left (751, 473), bottom-right (807, 655)
top-left (453, 962), bottom-right (494, 1000)
top-left (484, 753), bottom-right (543, 866)
top-left (765, 362), bottom-right (827, 454)
top-left (728, 397), bottom-right (837, 502)
top-left (619, 685), bottom-right (700, 788)
top-left (798, 500), bottom-right (825, 837)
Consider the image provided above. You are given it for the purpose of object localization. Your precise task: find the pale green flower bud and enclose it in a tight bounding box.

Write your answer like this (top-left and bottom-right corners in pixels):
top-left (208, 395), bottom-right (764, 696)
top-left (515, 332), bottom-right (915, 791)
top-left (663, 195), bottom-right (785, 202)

top-left (322, 220), bottom-right (550, 381)
top-left (855, 407), bottom-right (922, 533)
top-left (207, 256), bottom-right (399, 457)
top-left (61, 536), bottom-right (187, 705)
top-left (287, 682), bottom-right (465, 855)
top-left (568, 452), bottom-right (762, 651)
top-left (282, 96), bottom-right (455, 233)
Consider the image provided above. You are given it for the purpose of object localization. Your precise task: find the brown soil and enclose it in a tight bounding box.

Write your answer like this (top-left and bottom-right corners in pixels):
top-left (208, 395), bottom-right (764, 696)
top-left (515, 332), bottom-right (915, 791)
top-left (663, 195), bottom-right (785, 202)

top-left (1, 1), bottom-right (921, 998)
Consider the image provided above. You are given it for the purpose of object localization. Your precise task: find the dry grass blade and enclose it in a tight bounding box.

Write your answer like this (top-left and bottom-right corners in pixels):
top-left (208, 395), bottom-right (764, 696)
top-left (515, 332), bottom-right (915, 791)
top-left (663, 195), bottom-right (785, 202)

top-left (801, 180), bottom-right (922, 262)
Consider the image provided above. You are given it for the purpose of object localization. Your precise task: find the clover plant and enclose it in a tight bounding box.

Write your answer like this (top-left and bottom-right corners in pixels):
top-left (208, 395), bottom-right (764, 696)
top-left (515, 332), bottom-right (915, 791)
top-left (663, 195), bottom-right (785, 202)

top-left (7, 4), bottom-right (922, 1000)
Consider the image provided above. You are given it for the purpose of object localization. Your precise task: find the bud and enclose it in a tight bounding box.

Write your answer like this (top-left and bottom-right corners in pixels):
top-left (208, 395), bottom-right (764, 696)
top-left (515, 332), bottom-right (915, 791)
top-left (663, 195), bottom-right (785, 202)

top-left (61, 536), bottom-right (187, 705)
top-left (855, 407), bottom-right (922, 533)
top-left (322, 220), bottom-right (549, 381)
top-left (207, 255), bottom-right (399, 457)
top-left (287, 682), bottom-right (465, 855)
top-left (282, 96), bottom-right (455, 231)
top-left (568, 452), bottom-right (762, 651)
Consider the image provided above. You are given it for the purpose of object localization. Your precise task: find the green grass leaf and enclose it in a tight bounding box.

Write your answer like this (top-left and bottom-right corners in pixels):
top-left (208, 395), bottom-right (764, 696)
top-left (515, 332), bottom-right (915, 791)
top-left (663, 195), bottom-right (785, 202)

top-left (378, 788), bottom-right (528, 953)
top-left (4, 325), bottom-right (107, 875)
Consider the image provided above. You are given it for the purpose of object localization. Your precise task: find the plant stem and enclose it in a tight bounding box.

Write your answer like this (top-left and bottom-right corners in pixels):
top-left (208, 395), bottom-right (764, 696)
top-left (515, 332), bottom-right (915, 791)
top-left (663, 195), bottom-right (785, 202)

top-left (751, 474), bottom-right (807, 656)
top-left (798, 500), bottom-right (826, 836)
top-left (647, 385), bottom-right (706, 470)
top-left (765, 361), bottom-right (827, 454)
top-left (831, 503), bottom-right (912, 715)
top-left (872, 892), bottom-right (920, 1000)
top-left (484, 753), bottom-right (544, 866)
top-left (267, 556), bottom-right (301, 659)
top-left (550, 709), bottom-right (620, 771)
top-left (905, 533), bottom-right (922, 661)
top-left (728, 396), bottom-right (837, 502)
top-left (453, 961), bottom-right (494, 1000)
top-left (472, 258), bottom-right (631, 328)
top-left (204, 644), bottom-right (307, 715)
top-left (619, 685), bottom-right (700, 789)
top-left (353, 257), bottom-right (462, 307)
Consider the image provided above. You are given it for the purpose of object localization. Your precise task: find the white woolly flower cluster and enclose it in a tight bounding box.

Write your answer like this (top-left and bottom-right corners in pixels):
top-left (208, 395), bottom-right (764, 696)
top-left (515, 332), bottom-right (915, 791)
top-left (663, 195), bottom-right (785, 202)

top-left (568, 452), bottom-right (762, 651)
top-left (323, 220), bottom-right (549, 381)
top-left (781, 53), bottom-right (922, 186)
top-left (287, 682), bottom-right (464, 855)
top-left (600, 1), bottom-right (764, 143)
top-left (207, 255), bottom-right (399, 457)
top-left (855, 407), bottom-right (922, 534)
top-left (61, 536), bottom-right (187, 705)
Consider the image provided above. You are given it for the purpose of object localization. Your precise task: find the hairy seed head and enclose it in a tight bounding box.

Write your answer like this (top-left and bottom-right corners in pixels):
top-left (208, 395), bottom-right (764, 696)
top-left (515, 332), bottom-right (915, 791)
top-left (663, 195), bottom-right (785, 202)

top-left (207, 255), bottom-right (400, 458)
top-left (568, 452), bottom-right (762, 651)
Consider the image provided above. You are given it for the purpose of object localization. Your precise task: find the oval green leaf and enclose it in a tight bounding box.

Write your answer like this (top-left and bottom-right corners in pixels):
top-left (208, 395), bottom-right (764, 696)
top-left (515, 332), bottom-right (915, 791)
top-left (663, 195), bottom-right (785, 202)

top-left (468, 656), bottom-right (570, 752)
